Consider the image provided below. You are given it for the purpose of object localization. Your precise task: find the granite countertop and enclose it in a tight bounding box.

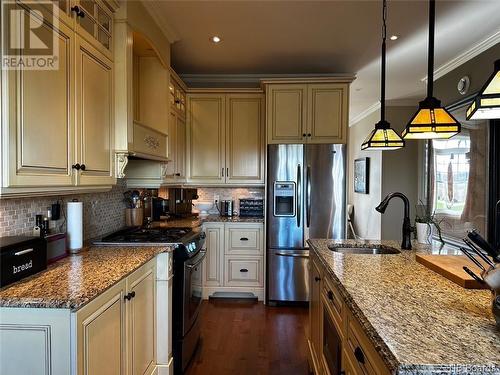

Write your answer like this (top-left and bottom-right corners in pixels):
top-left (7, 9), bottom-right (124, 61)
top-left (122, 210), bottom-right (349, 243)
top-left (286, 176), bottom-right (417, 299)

top-left (308, 239), bottom-right (500, 375)
top-left (0, 245), bottom-right (172, 311)
top-left (154, 215), bottom-right (264, 229)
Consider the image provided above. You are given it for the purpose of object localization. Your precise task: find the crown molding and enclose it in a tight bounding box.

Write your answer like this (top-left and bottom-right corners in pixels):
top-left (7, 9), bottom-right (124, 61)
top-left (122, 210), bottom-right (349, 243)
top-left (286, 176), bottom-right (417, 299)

top-left (141, 1), bottom-right (180, 43)
top-left (422, 30), bottom-right (500, 83)
top-left (349, 102), bottom-right (380, 127)
top-left (181, 73), bottom-right (356, 86)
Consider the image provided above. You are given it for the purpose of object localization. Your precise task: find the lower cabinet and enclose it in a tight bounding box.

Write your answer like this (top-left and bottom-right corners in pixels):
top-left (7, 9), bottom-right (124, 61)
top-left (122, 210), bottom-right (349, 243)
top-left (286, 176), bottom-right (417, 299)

top-left (308, 254), bottom-right (390, 375)
top-left (76, 259), bottom-right (156, 375)
top-left (201, 222), bottom-right (264, 300)
top-left (0, 254), bottom-right (173, 375)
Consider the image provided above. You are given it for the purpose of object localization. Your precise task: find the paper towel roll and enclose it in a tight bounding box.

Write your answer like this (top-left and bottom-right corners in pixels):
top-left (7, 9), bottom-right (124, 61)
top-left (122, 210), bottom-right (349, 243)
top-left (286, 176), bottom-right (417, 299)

top-left (67, 200), bottom-right (83, 252)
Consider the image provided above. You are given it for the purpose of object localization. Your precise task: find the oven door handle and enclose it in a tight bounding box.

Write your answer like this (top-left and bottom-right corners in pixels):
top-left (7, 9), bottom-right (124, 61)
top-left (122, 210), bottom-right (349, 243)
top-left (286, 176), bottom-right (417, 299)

top-left (186, 250), bottom-right (207, 269)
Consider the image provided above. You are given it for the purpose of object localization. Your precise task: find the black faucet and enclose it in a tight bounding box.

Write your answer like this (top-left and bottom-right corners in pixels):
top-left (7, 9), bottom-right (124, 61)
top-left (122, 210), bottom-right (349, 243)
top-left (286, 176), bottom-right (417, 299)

top-left (376, 192), bottom-right (412, 250)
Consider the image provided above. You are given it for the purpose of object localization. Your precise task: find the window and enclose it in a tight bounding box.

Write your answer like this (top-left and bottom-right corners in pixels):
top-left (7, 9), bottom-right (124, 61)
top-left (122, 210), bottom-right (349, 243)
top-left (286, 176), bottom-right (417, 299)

top-left (426, 104), bottom-right (489, 243)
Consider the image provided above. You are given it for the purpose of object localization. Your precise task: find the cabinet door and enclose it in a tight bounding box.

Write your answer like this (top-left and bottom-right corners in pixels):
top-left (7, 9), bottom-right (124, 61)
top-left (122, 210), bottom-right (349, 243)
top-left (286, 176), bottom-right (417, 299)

top-left (127, 261), bottom-right (156, 375)
top-left (266, 84), bottom-right (307, 144)
top-left (76, 279), bottom-right (126, 375)
top-left (164, 112), bottom-right (186, 182)
top-left (75, 36), bottom-right (115, 186)
top-left (226, 94), bottom-right (265, 184)
top-left (309, 258), bottom-right (323, 374)
top-left (202, 224), bottom-right (224, 287)
top-left (187, 94), bottom-right (225, 184)
top-left (176, 115), bottom-right (187, 180)
top-left (307, 84), bottom-right (348, 144)
top-left (3, 7), bottom-right (75, 187)
top-left (137, 56), bottom-right (169, 135)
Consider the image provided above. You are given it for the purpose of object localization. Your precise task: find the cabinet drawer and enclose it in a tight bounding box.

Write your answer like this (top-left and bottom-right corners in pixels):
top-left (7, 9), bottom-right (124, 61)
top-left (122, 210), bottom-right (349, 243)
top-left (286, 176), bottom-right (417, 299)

top-left (322, 275), bottom-right (344, 339)
top-left (132, 122), bottom-right (168, 160)
top-left (224, 257), bottom-right (263, 287)
top-left (346, 312), bottom-right (389, 375)
top-left (225, 225), bottom-right (263, 255)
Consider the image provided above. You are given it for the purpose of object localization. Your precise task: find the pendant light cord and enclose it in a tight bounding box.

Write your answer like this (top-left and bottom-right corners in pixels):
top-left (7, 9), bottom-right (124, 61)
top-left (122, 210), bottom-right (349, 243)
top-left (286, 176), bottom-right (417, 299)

top-left (380, 0), bottom-right (387, 122)
top-left (427, 0), bottom-right (435, 98)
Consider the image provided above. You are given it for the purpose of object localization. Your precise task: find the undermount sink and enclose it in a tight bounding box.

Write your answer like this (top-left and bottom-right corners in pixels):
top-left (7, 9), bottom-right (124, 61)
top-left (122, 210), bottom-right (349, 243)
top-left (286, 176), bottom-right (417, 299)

top-left (328, 245), bottom-right (401, 255)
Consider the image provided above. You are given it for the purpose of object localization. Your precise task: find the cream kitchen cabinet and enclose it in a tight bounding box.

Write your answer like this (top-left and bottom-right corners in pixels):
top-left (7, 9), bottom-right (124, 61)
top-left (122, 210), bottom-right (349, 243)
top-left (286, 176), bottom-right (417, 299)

top-left (0, 256), bottom-right (168, 375)
top-left (75, 36), bottom-right (115, 186)
top-left (0, 3), bottom-right (116, 197)
top-left (187, 94), bottom-right (226, 184)
top-left (202, 222), bottom-right (264, 300)
top-left (308, 253), bottom-right (324, 375)
top-left (187, 92), bottom-right (265, 186)
top-left (264, 79), bottom-right (353, 145)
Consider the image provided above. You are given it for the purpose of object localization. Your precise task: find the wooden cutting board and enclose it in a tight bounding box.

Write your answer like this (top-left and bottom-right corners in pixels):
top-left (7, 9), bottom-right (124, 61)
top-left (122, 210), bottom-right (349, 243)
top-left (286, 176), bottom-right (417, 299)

top-left (416, 254), bottom-right (489, 289)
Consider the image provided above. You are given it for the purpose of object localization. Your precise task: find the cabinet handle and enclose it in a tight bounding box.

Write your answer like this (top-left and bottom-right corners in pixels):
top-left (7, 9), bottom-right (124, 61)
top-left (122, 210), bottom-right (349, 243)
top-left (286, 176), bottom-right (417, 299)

top-left (307, 133), bottom-right (312, 137)
top-left (302, 133), bottom-right (306, 137)
top-left (327, 290), bottom-right (334, 301)
top-left (314, 276), bottom-right (321, 282)
top-left (354, 347), bottom-right (365, 365)
top-left (221, 167), bottom-right (224, 177)
top-left (175, 173), bottom-right (181, 176)
top-left (80, 164), bottom-right (86, 171)
top-left (240, 268), bottom-right (249, 273)
top-left (226, 167), bottom-right (229, 177)
top-left (72, 163), bottom-right (81, 170)
top-left (240, 237), bottom-right (249, 241)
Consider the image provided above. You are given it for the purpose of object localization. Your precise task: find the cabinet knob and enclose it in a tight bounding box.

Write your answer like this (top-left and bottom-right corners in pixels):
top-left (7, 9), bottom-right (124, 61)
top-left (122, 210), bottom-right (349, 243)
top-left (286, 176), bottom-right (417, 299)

top-left (302, 133), bottom-right (306, 137)
top-left (80, 164), bottom-right (86, 171)
top-left (307, 133), bottom-right (312, 137)
top-left (71, 6), bottom-right (85, 18)
top-left (354, 347), bottom-right (365, 364)
top-left (327, 290), bottom-right (334, 301)
top-left (72, 163), bottom-right (81, 170)
top-left (124, 291), bottom-right (136, 301)
top-left (175, 173), bottom-right (181, 176)
top-left (314, 276), bottom-right (321, 282)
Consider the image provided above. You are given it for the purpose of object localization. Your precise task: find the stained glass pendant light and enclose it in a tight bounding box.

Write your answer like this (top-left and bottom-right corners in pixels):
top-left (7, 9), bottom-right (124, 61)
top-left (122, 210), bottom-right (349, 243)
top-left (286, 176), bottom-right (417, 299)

top-left (402, 0), bottom-right (460, 139)
top-left (361, 0), bottom-right (404, 150)
top-left (466, 59), bottom-right (500, 120)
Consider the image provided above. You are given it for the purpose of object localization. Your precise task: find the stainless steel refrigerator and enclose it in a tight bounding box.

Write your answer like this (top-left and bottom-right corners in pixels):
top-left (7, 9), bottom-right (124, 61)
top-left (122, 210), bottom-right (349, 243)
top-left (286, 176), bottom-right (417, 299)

top-left (266, 144), bottom-right (346, 303)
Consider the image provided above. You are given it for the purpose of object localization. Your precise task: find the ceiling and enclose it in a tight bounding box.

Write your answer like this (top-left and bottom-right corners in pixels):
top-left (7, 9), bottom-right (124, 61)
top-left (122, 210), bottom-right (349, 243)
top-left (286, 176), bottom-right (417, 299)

top-left (147, 0), bottom-right (500, 120)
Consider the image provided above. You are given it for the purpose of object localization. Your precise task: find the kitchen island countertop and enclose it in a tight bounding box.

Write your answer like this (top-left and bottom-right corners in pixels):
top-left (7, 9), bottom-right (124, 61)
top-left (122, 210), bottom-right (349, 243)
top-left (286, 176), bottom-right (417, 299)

top-left (0, 245), bottom-right (173, 310)
top-left (308, 239), bottom-right (500, 375)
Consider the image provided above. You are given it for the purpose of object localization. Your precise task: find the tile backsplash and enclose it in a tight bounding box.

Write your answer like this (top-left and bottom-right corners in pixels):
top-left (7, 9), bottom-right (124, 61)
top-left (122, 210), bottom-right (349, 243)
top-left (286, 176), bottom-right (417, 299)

top-left (0, 180), bottom-right (128, 240)
top-left (195, 187), bottom-right (265, 214)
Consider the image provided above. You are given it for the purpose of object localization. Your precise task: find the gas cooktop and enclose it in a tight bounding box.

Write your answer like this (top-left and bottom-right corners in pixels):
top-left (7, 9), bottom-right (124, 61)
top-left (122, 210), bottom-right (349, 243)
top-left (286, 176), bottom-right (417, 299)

top-left (96, 227), bottom-right (193, 245)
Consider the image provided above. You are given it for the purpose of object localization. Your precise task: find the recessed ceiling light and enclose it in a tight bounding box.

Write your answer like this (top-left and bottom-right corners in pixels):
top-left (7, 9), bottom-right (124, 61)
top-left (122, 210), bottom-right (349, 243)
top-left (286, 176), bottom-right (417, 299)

top-left (390, 35), bottom-right (399, 40)
top-left (211, 36), bottom-right (221, 43)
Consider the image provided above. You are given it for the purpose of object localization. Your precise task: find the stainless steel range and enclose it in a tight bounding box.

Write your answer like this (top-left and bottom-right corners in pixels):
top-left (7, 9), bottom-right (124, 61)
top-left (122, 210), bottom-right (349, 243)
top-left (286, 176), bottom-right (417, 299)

top-left (95, 226), bottom-right (206, 374)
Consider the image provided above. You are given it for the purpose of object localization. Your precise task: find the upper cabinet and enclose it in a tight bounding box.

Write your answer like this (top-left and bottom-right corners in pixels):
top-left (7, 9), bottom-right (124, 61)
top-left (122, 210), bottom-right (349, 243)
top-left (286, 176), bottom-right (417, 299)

top-left (187, 92), bottom-right (265, 186)
top-left (264, 79), bottom-right (353, 144)
top-left (0, 1), bottom-right (117, 197)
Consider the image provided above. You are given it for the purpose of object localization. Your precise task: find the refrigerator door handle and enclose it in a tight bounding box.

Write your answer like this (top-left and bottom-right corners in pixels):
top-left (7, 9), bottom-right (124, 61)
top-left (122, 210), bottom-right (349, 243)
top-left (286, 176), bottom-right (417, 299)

top-left (297, 164), bottom-right (301, 227)
top-left (275, 251), bottom-right (309, 258)
top-left (306, 165), bottom-right (311, 228)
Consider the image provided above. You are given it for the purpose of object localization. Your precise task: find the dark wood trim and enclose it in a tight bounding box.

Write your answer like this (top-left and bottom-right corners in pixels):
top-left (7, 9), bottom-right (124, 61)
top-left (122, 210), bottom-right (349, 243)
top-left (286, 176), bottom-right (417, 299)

top-left (488, 120), bottom-right (500, 248)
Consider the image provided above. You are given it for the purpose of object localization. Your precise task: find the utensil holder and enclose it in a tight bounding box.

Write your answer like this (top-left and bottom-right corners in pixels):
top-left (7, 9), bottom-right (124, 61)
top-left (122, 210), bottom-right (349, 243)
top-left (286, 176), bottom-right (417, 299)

top-left (125, 208), bottom-right (144, 227)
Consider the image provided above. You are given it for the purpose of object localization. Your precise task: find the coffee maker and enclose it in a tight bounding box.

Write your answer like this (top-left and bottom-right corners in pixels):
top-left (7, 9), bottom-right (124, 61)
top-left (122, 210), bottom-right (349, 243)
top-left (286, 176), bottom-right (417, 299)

top-left (167, 188), bottom-right (198, 218)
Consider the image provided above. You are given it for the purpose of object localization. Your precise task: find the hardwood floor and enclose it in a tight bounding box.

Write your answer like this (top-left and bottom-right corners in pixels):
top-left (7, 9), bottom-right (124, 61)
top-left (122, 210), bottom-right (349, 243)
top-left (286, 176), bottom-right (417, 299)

top-left (185, 299), bottom-right (310, 375)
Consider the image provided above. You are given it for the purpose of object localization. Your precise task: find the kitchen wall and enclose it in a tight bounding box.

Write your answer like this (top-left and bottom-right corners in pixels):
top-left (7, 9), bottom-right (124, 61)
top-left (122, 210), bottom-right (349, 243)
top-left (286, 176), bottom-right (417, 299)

top-left (0, 181), bottom-right (127, 240)
top-left (381, 106), bottom-right (419, 240)
top-left (348, 109), bottom-right (383, 240)
top-left (195, 187), bottom-right (265, 214)
top-left (347, 105), bottom-right (419, 240)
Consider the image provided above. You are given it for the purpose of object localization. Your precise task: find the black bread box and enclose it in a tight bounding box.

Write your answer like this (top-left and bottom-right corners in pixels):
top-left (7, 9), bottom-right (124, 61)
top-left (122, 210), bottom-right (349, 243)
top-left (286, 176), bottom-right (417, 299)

top-left (0, 236), bottom-right (47, 288)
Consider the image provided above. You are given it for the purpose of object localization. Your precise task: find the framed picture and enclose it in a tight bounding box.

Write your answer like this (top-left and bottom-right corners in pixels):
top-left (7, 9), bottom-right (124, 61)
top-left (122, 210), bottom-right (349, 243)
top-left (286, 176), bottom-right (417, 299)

top-left (354, 157), bottom-right (370, 194)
